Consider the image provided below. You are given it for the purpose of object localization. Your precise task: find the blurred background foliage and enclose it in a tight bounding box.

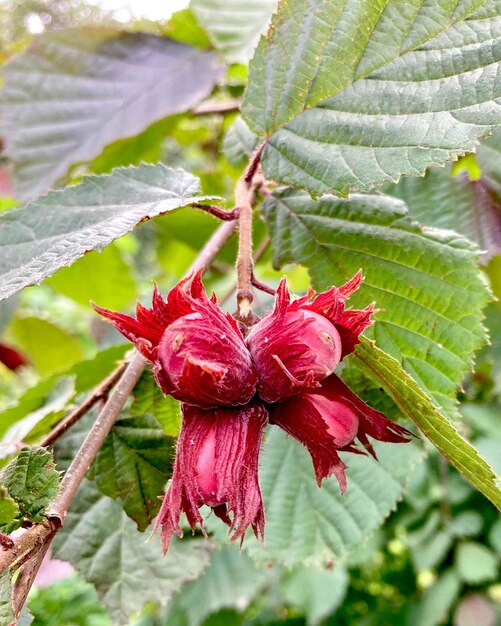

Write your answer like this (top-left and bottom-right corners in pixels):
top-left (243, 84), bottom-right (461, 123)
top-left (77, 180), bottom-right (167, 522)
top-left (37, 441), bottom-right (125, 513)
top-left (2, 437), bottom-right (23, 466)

top-left (0, 1), bottom-right (500, 626)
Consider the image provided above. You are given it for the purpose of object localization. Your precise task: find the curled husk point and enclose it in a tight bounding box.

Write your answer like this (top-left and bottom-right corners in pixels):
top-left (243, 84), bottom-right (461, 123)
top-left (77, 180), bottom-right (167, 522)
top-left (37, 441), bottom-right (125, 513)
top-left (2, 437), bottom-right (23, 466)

top-left (270, 373), bottom-right (411, 492)
top-left (246, 271), bottom-right (375, 402)
top-left (93, 270), bottom-right (258, 408)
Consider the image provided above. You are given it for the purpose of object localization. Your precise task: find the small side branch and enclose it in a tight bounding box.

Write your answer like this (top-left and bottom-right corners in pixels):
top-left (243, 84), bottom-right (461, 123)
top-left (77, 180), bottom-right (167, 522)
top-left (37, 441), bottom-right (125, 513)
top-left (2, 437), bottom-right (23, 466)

top-left (192, 204), bottom-right (240, 222)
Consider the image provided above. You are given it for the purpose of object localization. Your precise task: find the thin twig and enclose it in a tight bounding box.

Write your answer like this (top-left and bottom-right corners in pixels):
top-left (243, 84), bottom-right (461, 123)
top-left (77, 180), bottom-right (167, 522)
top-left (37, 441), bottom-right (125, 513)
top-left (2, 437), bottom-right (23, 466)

top-left (235, 141), bottom-right (267, 321)
top-left (193, 99), bottom-right (240, 116)
top-left (39, 362), bottom-right (128, 448)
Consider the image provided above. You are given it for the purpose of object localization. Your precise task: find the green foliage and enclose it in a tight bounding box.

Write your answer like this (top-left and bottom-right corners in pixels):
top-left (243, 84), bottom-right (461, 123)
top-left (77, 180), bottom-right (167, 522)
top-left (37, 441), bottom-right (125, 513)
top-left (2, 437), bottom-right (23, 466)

top-left (191, 0), bottom-right (276, 63)
top-left (28, 575), bottom-right (110, 626)
top-left (0, 571), bottom-right (14, 626)
top-left (52, 480), bottom-right (212, 625)
top-left (263, 189), bottom-right (489, 418)
top-left (47, 245), bottom-right (137, 310)
top-left (355, 339), bottom-right (501, 512)
top-left (8, 317), bottom-right (83, 376)
top-left (161, 546), bottom-right (266, 626)
top-left (0, 164), bottom-right (213, 302)
top-left (243, 0), bottom-right (501, 195)
top-left (89, 414), bottom-right (174, 531)
top-left (282, 566), bottom-right (348, 625)
top-left (1, 3), bottom-right (501, 626)
top-left (455, 542), bottom-right (499, 584)
top-left (245, 428), bottom-right (423, 566)
top-left (131, 372), bottom-right (181, 437)
top-left (0, 484), bottom-right (18, 526)
top-left (1, 30), bottom-right (224, 200)
top-left (0, 446), bottom-right (60, 532)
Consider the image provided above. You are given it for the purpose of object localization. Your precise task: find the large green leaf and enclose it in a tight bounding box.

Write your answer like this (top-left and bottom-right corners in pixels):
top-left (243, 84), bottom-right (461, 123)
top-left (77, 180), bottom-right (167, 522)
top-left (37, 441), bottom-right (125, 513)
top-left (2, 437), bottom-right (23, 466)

top-left (0, 29), bottom-right (224, 200)
top-left (245, 428), bottom-right (422, 566)
top-left (242, 0), bottom-right (501, 195)
top-left (191, 0), bottom-right (277, 63)
top-left (263, 189), bottom-right (489, 417)
top-left (0, 446), bottom-right (60, 533)
top-left (355, 338), bottom-right (501, 512)
top-left (52, 480), bottom-right (212, 625)
top-left (0, 164), bottom-right (212, 302)
top-left (88, 414), bottom-right (174, 531)
top-left (162, 545), bottom-right (266, 626)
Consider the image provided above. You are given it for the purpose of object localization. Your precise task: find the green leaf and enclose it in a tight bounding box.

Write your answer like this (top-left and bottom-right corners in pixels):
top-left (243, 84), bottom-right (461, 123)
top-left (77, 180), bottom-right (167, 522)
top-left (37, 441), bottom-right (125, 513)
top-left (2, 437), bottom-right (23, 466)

top-left (131, 372), bottom-right (181, 437)
top-left (90, 115), bottom-right (181, 176)
top-left (386, 167), bottom-right (501, 262)
top-left (455, 542), bottom-right (499, 584)
top-left (0, 345), bottom-right (127, 441)
top-left (0, 571), bottom-right (14, 626)
top-left (0, 446), bottom-right (60, 532)
top-left (246, 427), bottom-right (423, 566)
top-left (0, 484), bottom-right (19, 526)
top-left (242, 1), bottom-right (501, 195)
top-left (191, 0), bottom-right (276, 63)
top-left (263, 189), bottom-right (489, 418)
top-left (223, 116), bottom-right (261, 168)
top-left (8, 317), bottom-right (83, 376)
top-left (410, 570), bottom-right (461, 626)
top-left (47, 244), bottom-right (136, 310)
top-left (88, 413), bottom-right (174, 531)
top-left (1, 29), bottom-right (224, 200)
top-left (488, 519), bottom-right (501, 555)
top-left (0, 164), bottom-right (213, 302)
top-left (162, 545), bottom-right (266, 626)
top-left (52, 480), bottom-right (212, 625)
top-left (0, 377), bottom-right (75, 457)
top-left (355, 338), bottom-right (501, 512)
top-left (282, 565), bottom-right (348, 626)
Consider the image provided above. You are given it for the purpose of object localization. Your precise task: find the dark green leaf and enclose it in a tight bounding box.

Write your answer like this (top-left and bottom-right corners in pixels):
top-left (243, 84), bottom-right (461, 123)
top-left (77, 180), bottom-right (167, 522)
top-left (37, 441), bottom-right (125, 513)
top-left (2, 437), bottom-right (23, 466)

top-left (0, 446), bottom-right (60, 532)
top-left (1, 30), bottom-right (224, 200)
top-left (355, 338), bottom-right (501, 512)
top-left (131, 372), bottom-right (181, 437)
top-left (0, 164), bottom-right (213, 302)
top-left (52, 480), bottom-right (212, 625)
top-left (89, 414), bottom-right (174, 531)
top-left (263, 189), bottom-right (489, 417)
